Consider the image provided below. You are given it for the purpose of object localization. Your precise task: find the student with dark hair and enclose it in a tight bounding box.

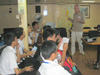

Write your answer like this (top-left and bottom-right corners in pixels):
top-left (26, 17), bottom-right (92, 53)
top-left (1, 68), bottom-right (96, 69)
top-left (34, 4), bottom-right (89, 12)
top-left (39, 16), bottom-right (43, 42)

top-left (28, 24), bottom-right (36, 46)
top-left (0, 32), bottom-right (33, 75)
top-left (14, 27), bottom-right (34, 59)
top-left (43, 28), bottom-right (56, 41)
top-left (54, 29), bottom-right (82, 75)
top-left (42, 28), bottom-right (68, 67)
top-left (43, 25), bottom-right (51, 31)
top-left (32, 21), bottom-right (38, 28)
top-left (30, 21), bottom-right (42, 43)
top-left (39, 40), bottom-right (71, 75)
top-left (14, 27), bottom-right (40, 73)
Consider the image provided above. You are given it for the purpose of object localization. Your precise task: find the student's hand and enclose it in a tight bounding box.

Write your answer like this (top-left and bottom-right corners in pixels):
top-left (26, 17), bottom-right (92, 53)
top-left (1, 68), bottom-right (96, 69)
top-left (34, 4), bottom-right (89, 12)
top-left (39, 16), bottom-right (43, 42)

top-left (32, 33), bottom-right (36, 38)
top-left (25, 66), bottom-right (34, 72)
top-left (77, 18), bottom-right (81, 22)
top-left (16, 43), bottom-right (20, 50)
top-left (63, 43), bottom-right (68, 51)
top-left (73, 62), bottom-right (77, 66)
top-left (27, 51), bottom-right (34, 56)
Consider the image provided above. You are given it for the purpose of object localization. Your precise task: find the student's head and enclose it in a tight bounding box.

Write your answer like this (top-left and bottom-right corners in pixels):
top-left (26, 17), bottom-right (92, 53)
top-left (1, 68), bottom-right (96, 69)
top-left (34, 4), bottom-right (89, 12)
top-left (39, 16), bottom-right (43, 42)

top-left (40, 40), bottom-right (57, 60)
top-left (28, 23), bottom-right (32, 33)
top-left (32, 21), bottom-right (39, 29)
top-left (14, 27), bottom-right (25, 40)
top-left (43, 25), bottom-right (51, 31)
top-left (53, 29), bottom-right (61, 45)
top-left (54, 28), bottom-right (61, 40)
top-left (74, 4), bottom-right (80, 13)
top-left (4, 32), bottom-right (18, 46)
top-left (43, 28), bottom-right (56, 42)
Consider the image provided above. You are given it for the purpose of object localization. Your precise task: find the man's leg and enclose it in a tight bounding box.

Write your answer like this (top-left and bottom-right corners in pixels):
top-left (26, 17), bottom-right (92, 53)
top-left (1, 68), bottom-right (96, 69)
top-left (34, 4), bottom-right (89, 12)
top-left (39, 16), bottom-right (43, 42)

top-left (76, 32), bottom-right (84, 55)
top-left (71, 31), bottom-right (76, 55)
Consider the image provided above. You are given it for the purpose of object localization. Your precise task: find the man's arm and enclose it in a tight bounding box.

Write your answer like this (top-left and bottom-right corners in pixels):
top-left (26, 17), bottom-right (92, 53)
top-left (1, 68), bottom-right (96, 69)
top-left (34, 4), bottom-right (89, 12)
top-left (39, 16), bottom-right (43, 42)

top-left (16, 48), bottom-right (20, 63)
top-left (14, 66), bottom-right (33, 74)
top-left (78, 12), bottom-right (85, 24)
top-left (20, 51), bottom-right (33, 58)
top-left (79, 20), bottom-right (85, 24)
top-left (60, 43), bottom-right (68, 66)
top-left (68, 18), bottom-right (74, 23)
top-left (16, 43), bottom-right (20, 63)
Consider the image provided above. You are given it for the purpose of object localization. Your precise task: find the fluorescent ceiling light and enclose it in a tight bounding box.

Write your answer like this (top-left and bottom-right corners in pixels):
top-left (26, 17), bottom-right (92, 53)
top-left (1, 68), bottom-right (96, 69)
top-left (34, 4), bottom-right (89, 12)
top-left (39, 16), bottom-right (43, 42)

top-left (82, 1), bottom-right (95, 2)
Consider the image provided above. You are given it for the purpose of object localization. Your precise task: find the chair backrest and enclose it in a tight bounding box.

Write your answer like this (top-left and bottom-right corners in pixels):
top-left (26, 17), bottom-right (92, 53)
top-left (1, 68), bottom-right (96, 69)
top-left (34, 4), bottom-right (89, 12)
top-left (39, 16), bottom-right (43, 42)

top-left (94, 27), bottom-right (98, 29)
top-left (55, 28), bottom-right (67, 37)
top-left (88, 30), bottom-right (98, 38)
top-left (97, 25), bottom-right (100, 30)
top-left (83, 27), bottom-right (91, 29)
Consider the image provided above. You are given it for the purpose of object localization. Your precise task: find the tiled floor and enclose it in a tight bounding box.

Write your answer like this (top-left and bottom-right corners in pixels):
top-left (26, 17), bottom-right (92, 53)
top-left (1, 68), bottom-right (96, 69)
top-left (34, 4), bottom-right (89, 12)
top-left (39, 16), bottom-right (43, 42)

top-left (68, 44), bottom-right (100, 75)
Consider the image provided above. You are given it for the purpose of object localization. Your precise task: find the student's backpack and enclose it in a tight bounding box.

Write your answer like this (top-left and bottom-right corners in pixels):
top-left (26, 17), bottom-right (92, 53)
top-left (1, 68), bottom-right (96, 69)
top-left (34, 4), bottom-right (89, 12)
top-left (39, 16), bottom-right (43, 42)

top-left (58, 50), bottom-right (82, 75)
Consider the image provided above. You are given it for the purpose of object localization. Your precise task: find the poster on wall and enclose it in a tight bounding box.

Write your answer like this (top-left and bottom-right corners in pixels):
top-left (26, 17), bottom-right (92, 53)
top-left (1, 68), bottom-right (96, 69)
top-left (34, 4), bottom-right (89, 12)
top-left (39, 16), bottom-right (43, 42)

top-left (80, 5), bottom-right (90, 18)
top-left (56, 5), bottom-right (74, 31)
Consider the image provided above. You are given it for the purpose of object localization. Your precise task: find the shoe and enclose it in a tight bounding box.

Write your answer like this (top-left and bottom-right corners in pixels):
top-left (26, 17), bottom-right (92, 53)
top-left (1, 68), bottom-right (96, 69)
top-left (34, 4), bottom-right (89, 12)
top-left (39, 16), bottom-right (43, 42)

top-left (71, 53), bottom-right (75, 56)
top-left (80, 51), bottom-right (85, 55)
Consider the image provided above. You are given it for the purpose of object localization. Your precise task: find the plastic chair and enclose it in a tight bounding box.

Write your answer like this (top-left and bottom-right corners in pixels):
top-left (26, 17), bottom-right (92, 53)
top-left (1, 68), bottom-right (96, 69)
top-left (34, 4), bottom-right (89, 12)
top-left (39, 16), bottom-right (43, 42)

top-left (55, 28), bottom-right (67, 37)
top-left (83, 27), bottom-right (91, 29)
top-left (94, 27), bottom-right (98, 29)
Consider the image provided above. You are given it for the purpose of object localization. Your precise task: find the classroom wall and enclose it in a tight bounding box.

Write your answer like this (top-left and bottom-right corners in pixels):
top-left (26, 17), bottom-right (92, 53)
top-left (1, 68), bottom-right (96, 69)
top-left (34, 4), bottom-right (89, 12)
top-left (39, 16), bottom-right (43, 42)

top-left (0, 5), bottom-right (19, 34)
top-left (0, 4), bottom-right (100, 34)
top-left (85, 4), bottom-right (100, 28)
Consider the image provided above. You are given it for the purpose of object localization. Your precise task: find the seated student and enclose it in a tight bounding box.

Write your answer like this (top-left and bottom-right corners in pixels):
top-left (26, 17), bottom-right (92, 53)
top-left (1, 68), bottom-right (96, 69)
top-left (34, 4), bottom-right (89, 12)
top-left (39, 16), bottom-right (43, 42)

top-left (43, 25), bottom-right (52, 31)
top-left (30, 21), bottom-right (42, 43)
top-left (0, 32), bottom-right (33, 75)
top-left (42, 28), bottom-right (67, 66)
top-left (54, 29), bottom-right (82, 75)
top-left (28, 24), bottom-right (36, 47)
top-left (14, 27), bottom-right (40, 71)
top-left (14, 27), bottom-right (34, 60)
top-left (39, 40), bottom-right (71, 75)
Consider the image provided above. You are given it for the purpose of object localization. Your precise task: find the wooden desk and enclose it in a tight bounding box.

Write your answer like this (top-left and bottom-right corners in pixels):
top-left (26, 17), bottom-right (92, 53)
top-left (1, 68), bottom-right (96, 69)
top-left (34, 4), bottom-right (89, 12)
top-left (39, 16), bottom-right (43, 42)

top-left (83, 29), bottom-right (97, 33)
top-left (69, 29), bottom-right (97, 33)
top-left (69, 29), bottom-right (98, 37)
top-left (82, 37), bottom-right (100, 69)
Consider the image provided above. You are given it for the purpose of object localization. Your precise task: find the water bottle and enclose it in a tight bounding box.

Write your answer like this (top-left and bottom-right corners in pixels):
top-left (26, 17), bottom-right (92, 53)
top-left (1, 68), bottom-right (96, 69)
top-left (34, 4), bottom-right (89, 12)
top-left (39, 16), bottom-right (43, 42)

top-left (57, 53), bottom-right (62, 63)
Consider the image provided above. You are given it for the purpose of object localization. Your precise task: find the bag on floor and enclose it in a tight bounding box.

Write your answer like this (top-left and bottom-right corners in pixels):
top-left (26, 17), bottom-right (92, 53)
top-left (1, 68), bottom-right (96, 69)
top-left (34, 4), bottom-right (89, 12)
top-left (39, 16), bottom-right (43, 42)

top-left (58, 50), bottom-right (82, 75)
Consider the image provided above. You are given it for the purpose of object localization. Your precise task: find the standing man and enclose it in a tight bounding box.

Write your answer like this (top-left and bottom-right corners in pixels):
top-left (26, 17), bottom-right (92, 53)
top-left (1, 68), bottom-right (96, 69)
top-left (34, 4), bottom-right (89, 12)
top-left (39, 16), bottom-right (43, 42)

top-left (68, 4), bottom-right (85, 56)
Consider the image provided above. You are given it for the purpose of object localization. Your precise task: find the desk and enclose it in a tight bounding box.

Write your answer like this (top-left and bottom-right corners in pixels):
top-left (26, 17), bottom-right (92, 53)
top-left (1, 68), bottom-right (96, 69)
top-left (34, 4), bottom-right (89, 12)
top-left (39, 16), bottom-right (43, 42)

top-left (69, 29), bottom-right (98, 37)
top-left (83, 29), bottom-right (97, 33)
top-left (69, 29), bottom-right (97, 33)
top-left (82, 37), bottom-right (100, 69)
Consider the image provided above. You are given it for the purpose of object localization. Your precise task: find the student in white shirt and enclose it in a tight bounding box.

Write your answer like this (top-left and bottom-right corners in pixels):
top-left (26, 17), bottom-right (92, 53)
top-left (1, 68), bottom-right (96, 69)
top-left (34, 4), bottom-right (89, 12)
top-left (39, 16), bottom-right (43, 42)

top-left (0, 32), bottom-right (33, 75)
top-left (39, 40), bottom-right (71, 75)
top-left (43, 28), bottom-right (68, 66)
top-left (30, 21), bottom-right (42, 43)
top-left (14, 27), bottom-right (34, 59)
top-left (14, 27), bottom-right (40, 71)
top-left (28, 24), bottom-right (36, 47)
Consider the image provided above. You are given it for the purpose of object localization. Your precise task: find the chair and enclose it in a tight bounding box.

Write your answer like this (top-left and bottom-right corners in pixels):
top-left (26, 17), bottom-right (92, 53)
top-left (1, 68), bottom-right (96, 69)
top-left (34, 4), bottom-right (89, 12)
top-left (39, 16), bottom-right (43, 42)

top-left (55, 28), bottom-right (67, 37)
top-left (83, 27), bottom-right (91, 37)
top-left (97, 25), bottom-right (100, 30)
top-left (97, 25), bottom-right (100, 36)
top-left (94, 27), bottom-right (98, 29)
top-left (83, 27), bottom-right (91, 29)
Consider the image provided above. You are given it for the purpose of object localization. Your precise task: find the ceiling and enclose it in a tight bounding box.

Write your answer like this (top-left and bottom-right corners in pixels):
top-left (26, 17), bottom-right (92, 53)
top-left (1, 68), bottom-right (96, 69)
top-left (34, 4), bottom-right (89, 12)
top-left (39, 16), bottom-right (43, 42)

top-left (0, 0), bottom-right (100, 5)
